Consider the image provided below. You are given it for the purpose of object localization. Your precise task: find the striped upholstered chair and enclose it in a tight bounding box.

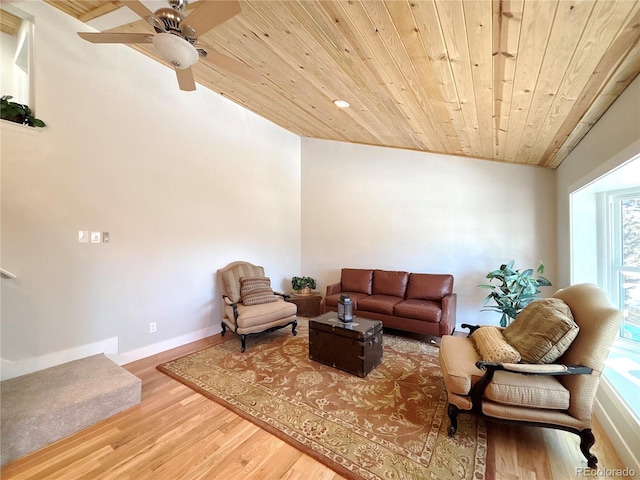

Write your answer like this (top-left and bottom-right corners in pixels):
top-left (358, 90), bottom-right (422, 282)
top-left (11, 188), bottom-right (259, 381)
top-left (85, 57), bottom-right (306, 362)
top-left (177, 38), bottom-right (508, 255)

top-left (217, 261), bottom-right (297, 352)
top-left (439, 283), bottom-right (622, 468)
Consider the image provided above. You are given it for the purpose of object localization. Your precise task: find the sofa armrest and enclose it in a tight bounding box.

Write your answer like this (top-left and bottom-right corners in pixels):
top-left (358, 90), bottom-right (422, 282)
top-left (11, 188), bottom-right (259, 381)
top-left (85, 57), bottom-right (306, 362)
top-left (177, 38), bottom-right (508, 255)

top-left (440, 293), bottom-right (457, 335)
top-left (325, 282), bottom-right (342, 296)
top-left (461, 323), bottom-right (506, 337)
top-left (460, 323), bottom-right (481, 335)
top-left (476, 361), bottom-right (592, 376)
top-left (274, 291), bottom-right (290, 301)
top-left (222, 295), bottom-right (239, 322)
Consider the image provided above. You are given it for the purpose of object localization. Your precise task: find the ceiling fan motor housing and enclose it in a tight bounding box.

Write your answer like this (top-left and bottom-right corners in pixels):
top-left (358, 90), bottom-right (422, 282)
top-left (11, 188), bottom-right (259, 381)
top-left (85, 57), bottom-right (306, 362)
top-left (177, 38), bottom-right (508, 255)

top-left (152, 8), bottom-right (185, 34)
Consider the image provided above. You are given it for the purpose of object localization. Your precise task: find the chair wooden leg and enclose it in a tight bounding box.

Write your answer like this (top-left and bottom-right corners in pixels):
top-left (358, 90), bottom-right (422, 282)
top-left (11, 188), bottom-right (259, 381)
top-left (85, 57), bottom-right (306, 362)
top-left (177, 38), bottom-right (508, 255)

top-left (292, 319), bottom-right (298, 336)
top-left (579, 428), bottom-right (598, 468)
top-left (240, 335), bottom-right (247, 353)
top-left (447, 403), bottom-right (459, 437)
top-left (221, 322), bottom-right (227, 336)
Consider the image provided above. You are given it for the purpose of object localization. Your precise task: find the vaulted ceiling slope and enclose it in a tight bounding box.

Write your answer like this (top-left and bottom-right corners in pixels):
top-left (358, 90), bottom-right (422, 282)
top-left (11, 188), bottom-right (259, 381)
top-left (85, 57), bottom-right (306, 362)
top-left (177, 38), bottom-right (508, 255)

top-left (45, 0), bottom-right (640, 168)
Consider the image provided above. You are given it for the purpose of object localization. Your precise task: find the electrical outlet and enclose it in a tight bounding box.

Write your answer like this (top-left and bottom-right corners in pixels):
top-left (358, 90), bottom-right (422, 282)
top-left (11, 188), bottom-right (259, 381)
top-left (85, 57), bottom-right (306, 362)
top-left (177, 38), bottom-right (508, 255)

top-left (90, 231), bottom-right (101, 243)
top-left (149, 322), bottom-right (157, 334)
top-left (103, 232), bottom-right (110, 243)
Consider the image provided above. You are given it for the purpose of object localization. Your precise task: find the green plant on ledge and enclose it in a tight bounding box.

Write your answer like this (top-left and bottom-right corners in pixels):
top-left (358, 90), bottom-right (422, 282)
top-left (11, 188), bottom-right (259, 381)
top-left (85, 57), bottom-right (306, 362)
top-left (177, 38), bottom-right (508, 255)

top-left (291, 276), bottom-right (316, 293)
top-left (1, 95), bottom-right (46, 128)
top-left (478, 259), bottom-right (552, 327)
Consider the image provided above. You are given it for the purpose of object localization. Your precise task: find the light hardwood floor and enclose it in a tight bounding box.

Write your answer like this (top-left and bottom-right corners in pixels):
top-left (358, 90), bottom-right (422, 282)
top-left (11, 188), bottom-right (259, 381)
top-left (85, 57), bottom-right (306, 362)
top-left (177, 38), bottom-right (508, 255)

top-left (1, 333), bottom-right (633, 480)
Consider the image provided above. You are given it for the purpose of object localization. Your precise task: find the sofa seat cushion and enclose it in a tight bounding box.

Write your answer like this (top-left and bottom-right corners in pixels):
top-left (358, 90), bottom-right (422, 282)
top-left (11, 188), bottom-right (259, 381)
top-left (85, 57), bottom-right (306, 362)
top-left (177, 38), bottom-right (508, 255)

top-left (485, 371), bottom-right (570, 410)
top-left (341, 269), bottom-right (374, 294)
top-left (393, 299), bottom-right (442, 323)
top-left (440, 336), bottom-right (570, 410)
top-left (439, 336), bottom-right (484, 396)
top-left (324, 292), bottom-right (370, 309)
top-left (357, 295), bottom-right (404, 315)
top-left (406, 273), bottom-right (454, 300)
top-left (225, 298), bottom-right (297, 329)
top-left (372, 270), bottom-right (408, 297)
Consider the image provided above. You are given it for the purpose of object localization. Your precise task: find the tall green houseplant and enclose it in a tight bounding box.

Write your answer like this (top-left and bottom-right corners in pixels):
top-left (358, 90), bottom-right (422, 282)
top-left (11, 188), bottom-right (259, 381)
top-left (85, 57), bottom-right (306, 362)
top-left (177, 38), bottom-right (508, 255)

top-left (478, 260), bottom-right (552, 327)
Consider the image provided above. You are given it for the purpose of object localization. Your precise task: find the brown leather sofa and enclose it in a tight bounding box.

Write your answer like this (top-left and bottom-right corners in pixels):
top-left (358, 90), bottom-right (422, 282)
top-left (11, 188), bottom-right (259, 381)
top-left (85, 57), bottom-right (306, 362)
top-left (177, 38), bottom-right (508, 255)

top-left (322, 268), bottom-right (457, 336)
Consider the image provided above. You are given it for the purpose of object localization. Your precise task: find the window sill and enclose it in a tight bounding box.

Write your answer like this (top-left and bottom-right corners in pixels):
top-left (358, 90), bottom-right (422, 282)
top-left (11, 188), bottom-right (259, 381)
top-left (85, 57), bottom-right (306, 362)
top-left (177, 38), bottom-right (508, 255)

top-left (604, 339), bottom-right (640, 422)
top-left (0, 119), bottom-right (42, 136)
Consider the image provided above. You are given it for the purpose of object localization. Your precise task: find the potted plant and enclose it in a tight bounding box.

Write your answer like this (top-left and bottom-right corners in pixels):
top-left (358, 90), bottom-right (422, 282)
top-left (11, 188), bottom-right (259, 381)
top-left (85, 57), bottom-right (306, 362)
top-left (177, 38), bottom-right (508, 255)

top-left (291, 276), bottom-right (316, 295)
top-left (478, 259), bottom-right (552, 327)
top-left (1, 95), bottom-right (46, 127)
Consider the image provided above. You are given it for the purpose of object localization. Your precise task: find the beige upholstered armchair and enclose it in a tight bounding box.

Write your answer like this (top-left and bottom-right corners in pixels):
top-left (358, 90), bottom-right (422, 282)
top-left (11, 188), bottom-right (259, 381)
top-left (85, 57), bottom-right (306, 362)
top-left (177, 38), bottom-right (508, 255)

top-left (439, 283), bottom-right (622, 468)
top-left (217, 261), bottom-right (297, 352)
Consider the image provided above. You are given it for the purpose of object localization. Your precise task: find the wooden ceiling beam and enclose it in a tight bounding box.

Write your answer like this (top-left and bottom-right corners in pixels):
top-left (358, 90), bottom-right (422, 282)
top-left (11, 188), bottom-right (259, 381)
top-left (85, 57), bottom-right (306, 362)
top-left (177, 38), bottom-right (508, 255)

top-left (0, 9), bottom-right (22, 36)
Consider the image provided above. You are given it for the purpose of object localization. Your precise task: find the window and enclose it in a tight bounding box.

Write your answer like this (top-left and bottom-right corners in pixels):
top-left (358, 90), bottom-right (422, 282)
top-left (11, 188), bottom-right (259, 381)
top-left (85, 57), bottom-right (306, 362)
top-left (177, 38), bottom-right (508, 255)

top-left (1, 6), bottom-right (34, 108)
top-left (607, 191), bottom-right (640, 343)
top-left (571, 155), bottom-right (640, 422)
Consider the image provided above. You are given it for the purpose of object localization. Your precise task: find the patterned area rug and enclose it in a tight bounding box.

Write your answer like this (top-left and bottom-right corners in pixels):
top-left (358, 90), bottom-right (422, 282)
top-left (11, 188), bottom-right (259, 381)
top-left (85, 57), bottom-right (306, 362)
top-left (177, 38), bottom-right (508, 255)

top-left (157, 321), bottom-right (487, 480)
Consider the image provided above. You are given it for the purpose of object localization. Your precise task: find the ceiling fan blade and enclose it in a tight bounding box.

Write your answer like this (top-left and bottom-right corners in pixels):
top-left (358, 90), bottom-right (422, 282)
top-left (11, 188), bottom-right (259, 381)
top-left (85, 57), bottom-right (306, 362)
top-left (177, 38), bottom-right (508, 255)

top-left (201, 48), bottom-right (260, 83)
top-left (119, 0), bottom-right (154, 19)
top-left (78, 32), bottom-right (153, 44)
top-left (181, 0), bottom-right (241, 37)
top-left (176, 67), bottom-right (196, 91)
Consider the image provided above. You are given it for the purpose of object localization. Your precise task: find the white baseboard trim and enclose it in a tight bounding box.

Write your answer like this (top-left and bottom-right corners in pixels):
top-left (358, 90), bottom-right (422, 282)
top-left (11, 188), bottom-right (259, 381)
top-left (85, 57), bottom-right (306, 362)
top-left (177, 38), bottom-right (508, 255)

top-left (0, 326), bottom-right (222, 381)
top-left (594, 378), bottom-right (640, 472)
top-left (1, 337), bottom-right (119, 381)
top-left (109, 325), bottom-right (220, 366)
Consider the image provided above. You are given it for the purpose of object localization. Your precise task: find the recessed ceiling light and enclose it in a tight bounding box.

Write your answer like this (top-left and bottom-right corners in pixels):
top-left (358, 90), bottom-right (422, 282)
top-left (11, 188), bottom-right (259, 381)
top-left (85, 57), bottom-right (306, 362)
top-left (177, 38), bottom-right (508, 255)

top-left (333, 99), bottom-right (350, 108)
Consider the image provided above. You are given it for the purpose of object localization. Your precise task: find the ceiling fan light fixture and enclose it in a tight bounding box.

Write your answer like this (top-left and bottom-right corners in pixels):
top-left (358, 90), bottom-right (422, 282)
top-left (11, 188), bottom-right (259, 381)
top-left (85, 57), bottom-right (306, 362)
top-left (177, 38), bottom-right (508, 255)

top-left (333, 99), bottom-right (350, 109)
top-left (152, 32), bottom-right (199, 69)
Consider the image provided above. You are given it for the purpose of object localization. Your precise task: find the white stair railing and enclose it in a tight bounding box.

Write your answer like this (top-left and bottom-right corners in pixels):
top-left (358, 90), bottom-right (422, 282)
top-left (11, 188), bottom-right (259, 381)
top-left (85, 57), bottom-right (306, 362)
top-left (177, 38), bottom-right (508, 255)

top-left (1, 268), bottom-right (17, 279)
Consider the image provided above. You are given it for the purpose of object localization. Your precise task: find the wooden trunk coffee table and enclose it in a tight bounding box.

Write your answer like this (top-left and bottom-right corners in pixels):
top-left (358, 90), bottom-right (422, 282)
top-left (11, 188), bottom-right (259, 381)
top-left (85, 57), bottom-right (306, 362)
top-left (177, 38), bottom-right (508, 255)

top-left (308, 312), bottom-right (383, 377)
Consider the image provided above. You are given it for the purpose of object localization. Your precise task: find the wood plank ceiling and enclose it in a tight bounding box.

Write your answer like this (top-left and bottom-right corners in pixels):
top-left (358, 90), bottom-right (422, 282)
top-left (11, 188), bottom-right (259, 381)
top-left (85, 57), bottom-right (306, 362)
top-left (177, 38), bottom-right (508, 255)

top-left (1, 9), bottom-right (22, 36)
top-left (44, 0), bottom-right (640, 168)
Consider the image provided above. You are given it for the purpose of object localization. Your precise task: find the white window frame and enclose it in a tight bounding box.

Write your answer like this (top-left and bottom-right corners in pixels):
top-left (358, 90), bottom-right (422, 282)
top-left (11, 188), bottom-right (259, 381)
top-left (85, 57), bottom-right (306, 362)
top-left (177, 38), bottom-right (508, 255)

top-left (603, 188), bottom-right (640, 347)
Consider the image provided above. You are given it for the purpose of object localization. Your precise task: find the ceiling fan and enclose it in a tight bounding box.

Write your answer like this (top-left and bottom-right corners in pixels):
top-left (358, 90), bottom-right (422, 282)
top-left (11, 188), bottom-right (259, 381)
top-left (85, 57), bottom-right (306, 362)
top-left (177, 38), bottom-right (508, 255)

top-left (78, 0), bottom-right (259, 91)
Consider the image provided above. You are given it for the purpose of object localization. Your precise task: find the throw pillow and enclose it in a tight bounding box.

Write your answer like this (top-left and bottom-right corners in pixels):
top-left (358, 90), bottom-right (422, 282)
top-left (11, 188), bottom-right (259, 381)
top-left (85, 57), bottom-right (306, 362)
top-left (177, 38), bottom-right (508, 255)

top-left (471, 326), bottom-right (522, 363)
top-left (221, 263), bottom-right (264, 303)
top-left (503, 298), bottom-right (579, 363)
top-left (240, 277), bottom-right (278, 306)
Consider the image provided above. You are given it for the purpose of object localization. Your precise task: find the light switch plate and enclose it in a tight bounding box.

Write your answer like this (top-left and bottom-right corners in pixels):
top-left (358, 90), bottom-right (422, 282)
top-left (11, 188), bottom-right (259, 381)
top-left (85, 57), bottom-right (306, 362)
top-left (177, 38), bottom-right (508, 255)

top-left (103, 232), bottom-right (110, 243)
top-left (90, 231), bottom-right (101, 243)
top-left (78, 230), bottom-right (89, 243)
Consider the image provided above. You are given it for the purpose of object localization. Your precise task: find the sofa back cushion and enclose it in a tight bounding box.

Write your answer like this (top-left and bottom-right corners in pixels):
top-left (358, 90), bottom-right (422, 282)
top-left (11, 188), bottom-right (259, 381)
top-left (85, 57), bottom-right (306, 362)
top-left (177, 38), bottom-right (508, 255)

top-left (405, 273), bottom-right (454, 300)
top-left (372, 270), bottom-right (408, 297)
top-left (341, 269), bottom-right (374, 294)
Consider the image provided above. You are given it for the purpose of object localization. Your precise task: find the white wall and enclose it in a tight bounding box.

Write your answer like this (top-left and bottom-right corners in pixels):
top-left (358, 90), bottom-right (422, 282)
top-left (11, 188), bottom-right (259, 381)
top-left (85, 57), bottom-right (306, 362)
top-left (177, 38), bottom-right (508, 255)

top-left (0, 1), bottom-right (301, 378)
top-left (300, 138), bottom-right (557, 327)
top-left (557, 75), bottom-right (640, 287)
